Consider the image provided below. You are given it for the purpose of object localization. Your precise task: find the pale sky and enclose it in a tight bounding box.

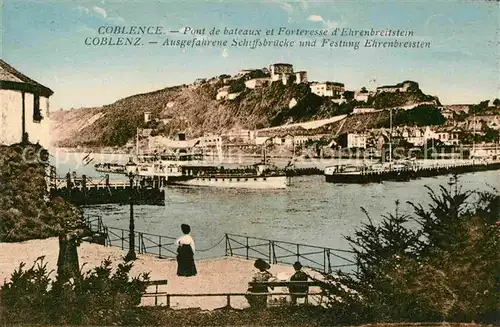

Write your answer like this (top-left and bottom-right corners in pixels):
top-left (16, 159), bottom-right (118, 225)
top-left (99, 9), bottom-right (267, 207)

top-left (3, 0), bottom-right (499, 109)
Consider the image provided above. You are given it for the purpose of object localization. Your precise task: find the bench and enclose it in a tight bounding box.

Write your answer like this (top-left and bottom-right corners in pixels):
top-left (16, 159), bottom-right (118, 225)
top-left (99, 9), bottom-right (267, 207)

top-left (248, 281), bottom-right (324, 305)
top-left (141, 279), bottom-right (169, 305)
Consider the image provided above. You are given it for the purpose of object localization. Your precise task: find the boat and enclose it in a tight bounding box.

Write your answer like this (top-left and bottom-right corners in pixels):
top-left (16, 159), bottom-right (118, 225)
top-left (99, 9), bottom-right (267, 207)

top-left (324, 108), bottom-right (416, 183)
top-left (94, 162), bottom-right (126, 174)
top-left (324, 162), bottom-right (415, 183)
top-left (125, 153), bottom-right (291, 189)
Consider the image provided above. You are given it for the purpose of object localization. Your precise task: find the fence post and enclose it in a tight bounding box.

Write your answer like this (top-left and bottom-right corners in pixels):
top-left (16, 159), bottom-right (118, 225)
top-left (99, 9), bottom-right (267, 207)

top-left (167, 295), bottom-right (170, 308)
top-left (138, 233), bottom-right (142, 253)
top-left (226, 295), bottom-right (231, 308)
top-left (121, 229), bottom-right (124, 250)
top-left (268, 240), bottom-right (271, 264)
top-left (225, 234), bottom-right (228, 257)
top-left (246, 236), bottom-right (249, 260)
top-left (159, 235), bottom-right (162, 258)
top-left (327, 249), bottom-right (332, 273)
top-left (296, 244), bottom-right (300, 262)
top-left (272, 241), bottom-right (277, 264)
top-left (323, 248), bottom-right (326, 273)
top-left (228, 235), bottom-right (233, 256)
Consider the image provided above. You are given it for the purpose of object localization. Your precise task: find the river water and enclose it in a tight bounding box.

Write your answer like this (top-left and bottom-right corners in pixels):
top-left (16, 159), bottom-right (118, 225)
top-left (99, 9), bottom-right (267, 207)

top-left (52, 150), bottom-right (499, 263)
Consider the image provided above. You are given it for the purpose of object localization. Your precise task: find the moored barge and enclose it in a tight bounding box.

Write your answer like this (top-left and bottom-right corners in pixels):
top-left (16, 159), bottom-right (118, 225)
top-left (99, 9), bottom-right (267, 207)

top-left (324, 161), bottom-right (500, 184)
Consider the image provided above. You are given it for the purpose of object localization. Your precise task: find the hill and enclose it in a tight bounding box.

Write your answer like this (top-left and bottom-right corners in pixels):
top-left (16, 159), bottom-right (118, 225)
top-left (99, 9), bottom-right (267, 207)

top-left (50, 76), bottom-right (440, 148)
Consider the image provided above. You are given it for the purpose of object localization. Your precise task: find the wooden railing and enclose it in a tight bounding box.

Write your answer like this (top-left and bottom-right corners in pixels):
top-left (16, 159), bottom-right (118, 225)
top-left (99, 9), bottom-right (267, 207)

top-left (142, 291), bottom-right (324, 308)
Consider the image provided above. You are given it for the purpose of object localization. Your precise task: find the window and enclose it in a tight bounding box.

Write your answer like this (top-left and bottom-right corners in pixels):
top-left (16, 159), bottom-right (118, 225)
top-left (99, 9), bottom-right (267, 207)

top-left (33, 94), bottom-right (42, 122)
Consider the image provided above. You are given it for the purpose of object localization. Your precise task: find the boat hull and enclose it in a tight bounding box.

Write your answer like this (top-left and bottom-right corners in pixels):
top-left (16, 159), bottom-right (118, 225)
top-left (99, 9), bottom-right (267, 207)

top-left (324, 170), bottom-right (413, 183)
top-left (325, 162), bottom-right (500, 183)
top-left (166, 175), bottom-right (290, 189)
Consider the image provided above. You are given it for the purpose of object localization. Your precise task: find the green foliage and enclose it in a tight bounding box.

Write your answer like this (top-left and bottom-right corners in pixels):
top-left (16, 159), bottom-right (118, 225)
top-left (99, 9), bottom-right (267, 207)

top-left (343, 90), bottom-right (355, 101)
top-left (247, 69), bottom-right (270, 79)
top-left (320, 180), bottom-right (500, 324)
top-left (392, 104), bottom-right (446, 127)
top-left (1, 257), bottom-right (149, 325)
top-left (0, 144), bottom-right (83, 242)
top-left (469, 100), bottom-right (490, 115)
top-left (369, 88), bottom-right (437, 109)
top-left (459, 127), bottom-right (500, 144)
top-left (228, 78), bottom-right (246, 93)
top-left (0, 257), bottom-right (53, 323)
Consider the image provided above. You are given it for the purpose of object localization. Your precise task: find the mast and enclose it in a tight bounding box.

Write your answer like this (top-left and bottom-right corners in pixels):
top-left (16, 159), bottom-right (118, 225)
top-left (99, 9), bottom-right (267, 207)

top-left (472, 114), bottom-right (476, 163)
top-left (389, 108), bottom-right (393, 168)
top-left (136, 127), bottom-right (139, 157)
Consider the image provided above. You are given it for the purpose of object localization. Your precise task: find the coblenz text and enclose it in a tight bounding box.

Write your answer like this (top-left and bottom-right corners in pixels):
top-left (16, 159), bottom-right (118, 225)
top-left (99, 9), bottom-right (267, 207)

top-left (85, 26), bottom-right (164, 46)
top-left (97, 26), bottom-right (164, 34)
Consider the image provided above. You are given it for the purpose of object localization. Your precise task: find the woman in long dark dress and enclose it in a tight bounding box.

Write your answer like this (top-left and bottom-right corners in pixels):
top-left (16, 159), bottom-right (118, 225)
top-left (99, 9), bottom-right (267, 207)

top-left (175, 224), bottom-right (197, 276)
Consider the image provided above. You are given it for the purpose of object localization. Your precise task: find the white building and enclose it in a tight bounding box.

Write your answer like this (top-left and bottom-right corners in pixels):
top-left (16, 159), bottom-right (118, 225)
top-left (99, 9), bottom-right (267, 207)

top-left (295, 71), bottom-right (308, 84)
top-left (0, 59), bottom-right (53, 148)
top-left (293, 135), bottom-right (311, 145)
top-left (376, 81), bottom-right (419, 93)
top-left (269, 63), bottom-right (294, 81)
top-left (144, 111), bottom-right (151, 123)
top-left (352, 108), bottom-right (377, 114)
top-left (347, 133), bottom-right (367, 149)
top-left (354, 90), bottom-right (373, 102)
top-left (235, 69), bottom-right (253, 78)
top-left (222, 128), bottom-right (253, 142)
top-left (227, 92), bottom-right (241, 100)
top-left (310, 82), bottom-right (345, 97)
top-left (245, 78), bottom-right (269, 89)
top-left (216, 86), bottom-right (230, 100)
top-left (255, 136), bottom-right (270, 145)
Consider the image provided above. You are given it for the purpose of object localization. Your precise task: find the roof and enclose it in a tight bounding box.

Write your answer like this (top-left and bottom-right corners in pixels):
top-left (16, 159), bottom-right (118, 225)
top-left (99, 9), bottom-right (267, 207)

top-left (312, 81), bottom-right (344, 87)
top-left (271, 63), bottom-right (293, 66)
top-left (377, 80), bottom-right (418, 89)
top-left (0, 59), bottom-right (54, 97)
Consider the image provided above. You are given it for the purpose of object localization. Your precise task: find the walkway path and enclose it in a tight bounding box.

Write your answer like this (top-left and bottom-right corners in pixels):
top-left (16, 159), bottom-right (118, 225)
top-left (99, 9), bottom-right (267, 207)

top-left (0, 238), bottom-right (326, 310)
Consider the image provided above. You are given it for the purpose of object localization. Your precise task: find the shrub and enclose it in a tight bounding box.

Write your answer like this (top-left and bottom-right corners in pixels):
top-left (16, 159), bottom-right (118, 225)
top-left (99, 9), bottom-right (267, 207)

top-left (319, 180), bottom-right (500, 324)
top-left (1, 257), bottom-right (149, 325)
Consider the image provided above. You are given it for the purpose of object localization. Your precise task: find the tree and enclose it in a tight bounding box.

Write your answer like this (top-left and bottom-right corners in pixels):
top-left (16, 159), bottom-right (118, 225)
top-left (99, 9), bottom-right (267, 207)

top-left (228, 78), bottom-right (246, 93)
top-left (469, 100), bottom-right (489, 114)
top-left (319, 180), bottom-right (500, 324)
top-left (343, 90), bottom-right (355, 101)
top-left (392, 105), bottom-right (445, 126)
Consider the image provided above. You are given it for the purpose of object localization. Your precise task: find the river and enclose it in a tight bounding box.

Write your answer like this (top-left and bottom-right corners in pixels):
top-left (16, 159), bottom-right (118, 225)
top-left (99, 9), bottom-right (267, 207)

top-left (52, 149), bottom-right (499, 263)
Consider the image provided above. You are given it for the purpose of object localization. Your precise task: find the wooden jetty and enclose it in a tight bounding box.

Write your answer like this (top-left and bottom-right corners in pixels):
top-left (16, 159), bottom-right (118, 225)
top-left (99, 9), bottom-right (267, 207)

top-left (50, 173), bottom-right (165, 205)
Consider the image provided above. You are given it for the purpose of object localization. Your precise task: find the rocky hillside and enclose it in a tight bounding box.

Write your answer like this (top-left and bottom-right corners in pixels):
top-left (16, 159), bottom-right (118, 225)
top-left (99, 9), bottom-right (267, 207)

top-left (51, 76), bottom-right (439, 148)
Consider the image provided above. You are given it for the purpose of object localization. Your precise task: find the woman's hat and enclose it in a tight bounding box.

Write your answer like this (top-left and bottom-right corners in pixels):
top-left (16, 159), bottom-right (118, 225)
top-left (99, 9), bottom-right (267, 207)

top-left (181, 224), bottom-right (191, 234)
top-left (254, 258), bottom-right (270, 270)
top-left (293, 261), bottom-right (303, 270)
